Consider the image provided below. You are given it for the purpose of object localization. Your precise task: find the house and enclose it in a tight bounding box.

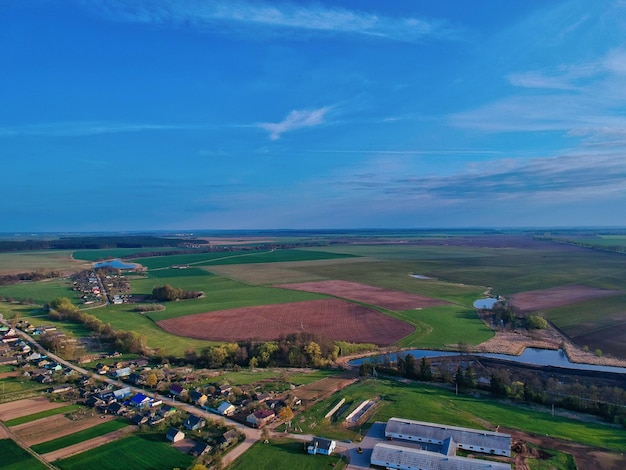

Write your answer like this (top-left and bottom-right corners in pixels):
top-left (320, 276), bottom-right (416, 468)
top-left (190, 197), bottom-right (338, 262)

top-left (36, 374), bottom-right (53, 384)
top-left (130, 413), bottom-right (149, 426)
top-left (218, 384), bottom-right (232, 395)
top-left (108, 402), bottom-right (127, 415)
top-left (190, 442), bottom-right (211, 457)
top-left (158, 405), bottom-right (177, 418)
top-left (170, 384), bottom-right (184, 397)
top-left (128, 373), bottom-right (144, 385)
top-left (130, 393), bottom-right (151, 408)
top-left (307, 437), bottom-right (336, 455)
top-left (190, 391), bottom-right (207, 407)
top-left (215, 401), bottom-right (236, 417)
top-left (110, 367), bottom-right (131, 378)
top-left (113, 387), bottom-right (132, 400)
top-left (246, 409), bottom-right (275, 428)
top-left (85, 396), bottom-right (105, 408)
top-left (219, 429), bottom-right (239, 449)
top-left (183, 414), bottom-right (206, 431)
top-left (166, 427), bottom-right (185, 443)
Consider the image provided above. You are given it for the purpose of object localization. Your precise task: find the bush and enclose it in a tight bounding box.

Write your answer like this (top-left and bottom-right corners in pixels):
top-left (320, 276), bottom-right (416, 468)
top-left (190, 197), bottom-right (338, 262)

top-left (527, 315), bottom-right (548, 329)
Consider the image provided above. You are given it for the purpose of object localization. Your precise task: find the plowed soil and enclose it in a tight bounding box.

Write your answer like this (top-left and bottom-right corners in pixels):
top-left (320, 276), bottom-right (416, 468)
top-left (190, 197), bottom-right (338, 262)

top-left (508, 285), bottom-right (620, 313)
top-left (0, 397), bottom-right (65, 422)
top-left (157, 298), bottom-right (413, 346)
top-left (13, 414), bottom-right (117, 446)
top-left (276, 280), bottom-right (448, 310)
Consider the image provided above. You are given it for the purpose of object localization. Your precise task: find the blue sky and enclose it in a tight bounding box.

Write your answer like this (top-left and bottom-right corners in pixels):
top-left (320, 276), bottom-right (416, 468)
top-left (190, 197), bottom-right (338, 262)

top-left (2, 0), bottom-right (626, 231)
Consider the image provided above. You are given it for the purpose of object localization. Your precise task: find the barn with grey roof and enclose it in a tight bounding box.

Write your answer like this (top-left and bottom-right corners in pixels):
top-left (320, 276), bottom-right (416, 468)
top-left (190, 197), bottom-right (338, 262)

top-left (385, 417), bottom-right (511, 457)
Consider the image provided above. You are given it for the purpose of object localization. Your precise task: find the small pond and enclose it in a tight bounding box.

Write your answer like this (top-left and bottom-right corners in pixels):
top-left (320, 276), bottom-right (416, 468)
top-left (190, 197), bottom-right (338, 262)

top-left (473, 298), bottom-right (499, 309)
top-left (349, 348), bottom-right (626, 374)
top-left (94, 259), bottom-right (137, 270)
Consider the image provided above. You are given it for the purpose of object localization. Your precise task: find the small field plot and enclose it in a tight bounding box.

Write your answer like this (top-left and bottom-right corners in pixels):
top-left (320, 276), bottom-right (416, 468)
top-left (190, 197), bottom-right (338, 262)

top-left (54, 432), bottom-right (194, 470)
top-left (0, 438), bottom-right (48, 470)
top-left (277, 280), bottom-right (449, 310)
top-left (0, 397), bottom-right (66, 422)
top-left (13, 414), bottom-right (120, 447)
top-left (157, 299), bottom-right (413, 345)
top-left (508, 285), bottom-right (621, 313)
top-left (0, 376), bottom-right (47, 403)
top-left (31, 419), bottom-right (128, 454)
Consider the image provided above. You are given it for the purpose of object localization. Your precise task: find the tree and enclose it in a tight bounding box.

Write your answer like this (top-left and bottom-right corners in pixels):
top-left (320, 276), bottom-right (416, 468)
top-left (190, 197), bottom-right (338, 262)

top-left (278, 406), bottom-right (294, 422)
top-left (418, 357), bottom-right (432, 381)
top-left (146, 372), bottom-right (158, 388)
top-left (261, 426), bottom-right (271, 443)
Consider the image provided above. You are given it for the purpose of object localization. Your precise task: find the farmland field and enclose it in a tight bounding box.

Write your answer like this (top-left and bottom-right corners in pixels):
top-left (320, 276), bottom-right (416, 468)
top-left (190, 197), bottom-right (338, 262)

top-left (0, 278), bottom-right (82, 306)
top-left (0, 438), bottom-right (48, 470)
top-left (72, 247), bottom-right (185, 261)
top-left (129, 248), bottom-right (357, 270)
top-left (0, 251), bottom-right (85, 275)
top-left (3, 404), bottom-right (81, 427)
top-left (54, 433), bottom-right (194, 470)
top-left (157, 298), bottom-right (414, 345)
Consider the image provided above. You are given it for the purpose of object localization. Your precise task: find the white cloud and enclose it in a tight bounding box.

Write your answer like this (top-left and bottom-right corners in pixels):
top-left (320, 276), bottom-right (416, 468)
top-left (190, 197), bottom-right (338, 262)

top-left (85, 0), bottom-right (460, 42)
top-left (258, 107), bottom-right (330, 140)
top-left (0, 121), bottom-right (188, 137)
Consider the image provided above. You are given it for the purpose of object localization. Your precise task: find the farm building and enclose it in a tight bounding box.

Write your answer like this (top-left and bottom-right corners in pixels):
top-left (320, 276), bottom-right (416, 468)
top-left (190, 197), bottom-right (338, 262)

top-left (166, 427), bottom-right (185, 443)
top-left (246, 409), bottom-right (275, 428)
top-left (307, 437), bottom-right (336, 456)
top-left (111, 367), bottom-right (131, 378)
top-left (371, 443), bottom-right (511, 470)
top-left (385, 417), bottom-right (511, 457)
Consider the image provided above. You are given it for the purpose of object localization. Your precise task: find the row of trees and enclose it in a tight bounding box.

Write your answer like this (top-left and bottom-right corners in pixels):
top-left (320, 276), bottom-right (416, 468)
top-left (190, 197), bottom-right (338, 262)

top-left (160, 332), bottom-right (341, 369)
top-left (0, 270), bottom-right (60, 286)
top-left (47, 297), bottom-right (147, 354)
top-left (151, 284), bottom-right (203, 301)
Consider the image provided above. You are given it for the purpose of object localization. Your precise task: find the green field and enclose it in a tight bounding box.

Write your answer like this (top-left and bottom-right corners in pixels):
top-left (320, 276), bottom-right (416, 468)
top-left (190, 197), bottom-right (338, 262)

top-left (72, 247), bottom-right (185, 262)
top-left (31, 419), bottom-right (129, 454)
top-left (228, 438), bottom-right (346, 470)
top-left (0, 278), bottom-right (81, 306)
top-left (130, 248), bottom-right (357, 270)
top-left (391, 304), bottom-right (494, 348)
top-left (55, 433), bottom-right (194, 470)
top-left (0, 439), bottom-right (48, 470)
top-left (295, 378), bottom-right (626, 451)
top-left (3, 404), bottom-right (81, 427)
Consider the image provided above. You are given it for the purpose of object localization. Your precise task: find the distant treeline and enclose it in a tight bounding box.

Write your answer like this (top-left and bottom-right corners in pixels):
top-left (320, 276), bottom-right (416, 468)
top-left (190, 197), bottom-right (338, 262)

top-left (0, 271), bottom-right (60, 286)
top-left (0, 235), bottom-right (208, 253)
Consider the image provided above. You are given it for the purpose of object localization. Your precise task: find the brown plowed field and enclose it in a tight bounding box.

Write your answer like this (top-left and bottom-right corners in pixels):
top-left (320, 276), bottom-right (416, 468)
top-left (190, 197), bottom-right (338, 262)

top-left (276, 280), bottom-right (448, 310)
top-left (13, 414), bottom-right (117, 446)
top-left (0, 397), bottom-right (65, 422)
top-left (157, 299), bottom-right (413, 346)
top-left (507, 285), bottom-right (620, 313)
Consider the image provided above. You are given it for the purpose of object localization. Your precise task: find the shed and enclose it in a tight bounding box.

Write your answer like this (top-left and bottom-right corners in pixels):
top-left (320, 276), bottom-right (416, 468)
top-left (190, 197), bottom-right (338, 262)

top-left (166, 427), bottom-right (185, 443)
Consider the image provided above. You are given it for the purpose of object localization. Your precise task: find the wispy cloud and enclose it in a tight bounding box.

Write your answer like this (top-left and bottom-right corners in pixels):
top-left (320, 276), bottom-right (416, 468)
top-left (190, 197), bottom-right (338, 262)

top-left (85, 0), bottom-right (460, 42)
top-left (0, 121), bottom-right (189, 137)
top-left (258, 107), bottom-right (330, 140)
top-left (345, 155), bottom-right (626, 202)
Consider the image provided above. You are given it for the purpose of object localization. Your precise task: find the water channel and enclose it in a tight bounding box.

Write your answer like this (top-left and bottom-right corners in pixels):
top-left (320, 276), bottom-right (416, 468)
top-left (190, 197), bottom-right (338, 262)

top-left (349, 348), bottom-right (626, 374)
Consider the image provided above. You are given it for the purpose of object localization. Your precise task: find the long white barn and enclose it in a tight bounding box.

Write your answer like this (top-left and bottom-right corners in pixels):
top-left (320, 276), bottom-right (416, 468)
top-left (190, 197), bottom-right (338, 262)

top-left (371, 443), bottom-right (511, 470)
top-left (385, 417), bottom-right (511, 457)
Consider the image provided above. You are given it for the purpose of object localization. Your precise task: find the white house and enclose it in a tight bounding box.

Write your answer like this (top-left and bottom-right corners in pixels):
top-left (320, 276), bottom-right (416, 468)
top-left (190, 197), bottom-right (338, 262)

top-left (215, 401), bottom-right (236, 416)
top-left (307, 437), bottom-right (336, 455)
